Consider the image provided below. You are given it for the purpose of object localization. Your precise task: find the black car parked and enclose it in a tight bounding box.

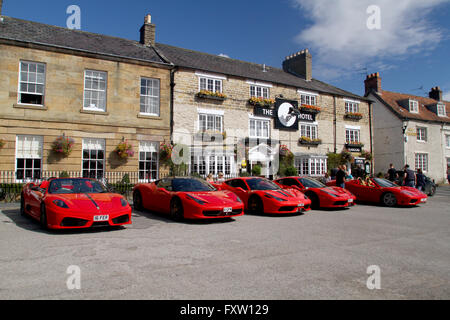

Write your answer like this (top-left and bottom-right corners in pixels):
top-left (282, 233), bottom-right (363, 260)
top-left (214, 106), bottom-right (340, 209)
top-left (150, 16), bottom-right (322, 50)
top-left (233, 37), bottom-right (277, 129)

top-left (394, 170), bottom-right (437, 196)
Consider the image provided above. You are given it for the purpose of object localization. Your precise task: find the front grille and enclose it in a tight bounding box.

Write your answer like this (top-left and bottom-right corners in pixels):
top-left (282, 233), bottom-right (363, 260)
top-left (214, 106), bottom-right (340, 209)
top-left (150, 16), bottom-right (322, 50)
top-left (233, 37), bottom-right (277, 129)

top-left (112, 214), bottom-right (130, 224)
top-left (60, 217), bottom-right (88, 227)
top-left (334, 201), bottom-right (348, 206)
top-left (278, 206), bottom-right (296, 212)
top-left (92, 221), bottom-right (110, 227)
top-left (203, 208), bottom-right (243, 217)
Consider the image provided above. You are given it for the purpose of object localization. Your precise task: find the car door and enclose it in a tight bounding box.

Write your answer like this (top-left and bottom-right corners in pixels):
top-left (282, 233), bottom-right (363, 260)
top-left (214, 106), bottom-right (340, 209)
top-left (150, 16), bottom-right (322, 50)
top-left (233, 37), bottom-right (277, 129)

top-left (226, 179), bottom-right (249, 204)
top-left (27, 184), bottom-right (44, 218)
top-left (155, 178), bottom-right (173, 214)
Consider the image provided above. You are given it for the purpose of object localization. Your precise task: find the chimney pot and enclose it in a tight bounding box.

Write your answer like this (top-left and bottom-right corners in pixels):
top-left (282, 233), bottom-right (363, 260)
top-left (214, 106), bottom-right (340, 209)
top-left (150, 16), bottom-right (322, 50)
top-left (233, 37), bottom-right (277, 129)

top-left (429, 86), bottom-right (442, 101)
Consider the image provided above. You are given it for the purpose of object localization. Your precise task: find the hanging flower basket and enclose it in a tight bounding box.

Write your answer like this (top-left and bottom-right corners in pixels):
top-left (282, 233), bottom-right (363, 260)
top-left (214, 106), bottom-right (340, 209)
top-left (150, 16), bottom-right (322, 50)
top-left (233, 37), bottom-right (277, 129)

top-left (248, 97), bottom-right (275, 107)
top-left (51, 135), bottom-right (75, 157)
top-left (361, 149), bottom-right (373, 161)
top-left (159, 142), bottom-right (173, 164)
top-left (340, 148), bottom-right (354, 163)
top-left (115, 140), bottom-right (135, 159)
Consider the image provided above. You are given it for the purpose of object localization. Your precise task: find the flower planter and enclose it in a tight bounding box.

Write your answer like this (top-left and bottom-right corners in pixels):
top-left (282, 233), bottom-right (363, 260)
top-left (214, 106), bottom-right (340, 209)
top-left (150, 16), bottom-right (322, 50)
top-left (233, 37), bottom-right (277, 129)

top-left (248, 97), bottom-right (275, 108)
top-left (195, 91), bottom-right (227, 101)
top-left (299, 138), bottom-right (322, 146)
top-left (344, 113), bottom-right (363, 120)
top-left (300, 105), bottom-right (321, 114)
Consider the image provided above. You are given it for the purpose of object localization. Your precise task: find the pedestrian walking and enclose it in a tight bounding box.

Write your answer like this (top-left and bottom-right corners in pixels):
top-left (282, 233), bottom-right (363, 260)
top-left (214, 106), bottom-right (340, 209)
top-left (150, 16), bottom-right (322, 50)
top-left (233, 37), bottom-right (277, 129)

top-left (403, 165), bottom-right (416, 187)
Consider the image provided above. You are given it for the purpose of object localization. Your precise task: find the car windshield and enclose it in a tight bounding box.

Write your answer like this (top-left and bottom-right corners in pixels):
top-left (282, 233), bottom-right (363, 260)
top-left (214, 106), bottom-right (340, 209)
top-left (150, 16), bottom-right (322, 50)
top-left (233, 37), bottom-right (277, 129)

top-left (172, 178), bottom-right (216, 192)
top-left (48, 178), bottom-right (108, 194)
top-left (298, 177), bottom-right (325, 188)
top-left (372, 178), bottom-right (398, 188)
top-left (246, 178), bottom-right (280, 191)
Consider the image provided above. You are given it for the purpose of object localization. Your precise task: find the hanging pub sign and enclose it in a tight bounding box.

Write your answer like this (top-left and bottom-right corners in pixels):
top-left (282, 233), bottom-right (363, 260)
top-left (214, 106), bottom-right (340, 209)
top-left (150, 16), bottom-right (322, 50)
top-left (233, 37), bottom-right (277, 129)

top-left (274, 98), bottom-right (299, 131)
top-left (345, 144), bottom-right (363, 153)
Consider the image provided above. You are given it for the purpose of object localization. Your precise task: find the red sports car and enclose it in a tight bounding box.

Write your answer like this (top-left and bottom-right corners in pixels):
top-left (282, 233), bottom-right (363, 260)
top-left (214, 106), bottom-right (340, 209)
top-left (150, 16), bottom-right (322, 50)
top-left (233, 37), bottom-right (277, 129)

top-left (132, 177), bottom-right (244, 220)
top-left (220, 177), bottom-right (311, 214)
top-left (20, 178), bottom-right (132, 230)
top-left (275, 176), bottom-right (356, 209)
top-left (326, 177), bottom-right (428, 207)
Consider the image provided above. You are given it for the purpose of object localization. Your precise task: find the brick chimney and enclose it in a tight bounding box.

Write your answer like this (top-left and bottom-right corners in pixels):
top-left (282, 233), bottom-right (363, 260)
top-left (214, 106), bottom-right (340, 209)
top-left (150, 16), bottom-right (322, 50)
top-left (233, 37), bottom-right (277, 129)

top-left (282, 49), bottom-right (312, 81)
top-left (429, 86), bottom-right (442, 101)
top-left (364, 72), bottom-right (382, 95)
top-left (140, 14), bottom-right (155, 46)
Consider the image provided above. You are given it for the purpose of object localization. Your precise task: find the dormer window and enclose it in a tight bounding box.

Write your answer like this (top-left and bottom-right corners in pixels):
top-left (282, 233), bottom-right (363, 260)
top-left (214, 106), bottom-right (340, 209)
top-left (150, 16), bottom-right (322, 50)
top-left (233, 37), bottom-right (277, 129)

top-left (437, 104), bottom-right (446, 117)
top-left (409, 100), bottom-right (419, 113)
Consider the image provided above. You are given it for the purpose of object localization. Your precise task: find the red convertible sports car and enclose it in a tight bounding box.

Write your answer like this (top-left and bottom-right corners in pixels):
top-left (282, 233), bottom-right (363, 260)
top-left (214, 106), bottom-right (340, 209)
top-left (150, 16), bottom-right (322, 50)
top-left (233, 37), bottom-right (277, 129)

top-left (20, 178), bottom-right (132, 230)
top-left (132, 177), bottom-right (244, 220)
top-left (220, 177), bottom-right (311, 214)
top-left (275, 176), bottom-right (356, 209)
top-left (326, 177), bottom-right (427, 207)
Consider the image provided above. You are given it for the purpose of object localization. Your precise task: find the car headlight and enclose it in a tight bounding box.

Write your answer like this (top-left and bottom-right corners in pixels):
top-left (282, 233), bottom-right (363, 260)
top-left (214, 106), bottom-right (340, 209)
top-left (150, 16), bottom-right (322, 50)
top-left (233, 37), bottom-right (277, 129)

top-left (264, 193), bottom-right (287, 202)
top-left (120, 198), bottom-right (128, 207)
top-left (186, 194), bottom-right (206, 205)
top-left (53, 199), bottom-right (69, 208)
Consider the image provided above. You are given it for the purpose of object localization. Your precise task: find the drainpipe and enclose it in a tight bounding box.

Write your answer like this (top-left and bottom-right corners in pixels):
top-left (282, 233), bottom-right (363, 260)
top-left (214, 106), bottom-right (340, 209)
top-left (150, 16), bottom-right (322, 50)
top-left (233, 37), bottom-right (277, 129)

top-left (368, 101), bottom-right (374, 174)
top-left (333, 96), bottom-right (337, 154)
top-left (169, 66), bottom-right (177, 145)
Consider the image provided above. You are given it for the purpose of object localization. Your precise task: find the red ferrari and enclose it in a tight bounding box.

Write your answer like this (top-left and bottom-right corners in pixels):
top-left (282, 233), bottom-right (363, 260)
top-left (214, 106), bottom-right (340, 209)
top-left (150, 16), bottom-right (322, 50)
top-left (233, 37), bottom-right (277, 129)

top-left (275, 176), bottom-right (356, 209)
top-left (220, 177), bottom-right (311, 214)
top-left (20, 178), bottom-right (132, 230)
top-left (132, 177), bottom-right (244, 220)
top-left (327, 177), bottom-right (428, 207)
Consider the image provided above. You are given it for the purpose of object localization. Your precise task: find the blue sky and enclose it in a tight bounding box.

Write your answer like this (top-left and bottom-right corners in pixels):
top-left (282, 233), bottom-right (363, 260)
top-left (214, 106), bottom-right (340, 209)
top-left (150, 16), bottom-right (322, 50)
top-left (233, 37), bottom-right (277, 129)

top-left (2, 0), bottom-right (450, 99)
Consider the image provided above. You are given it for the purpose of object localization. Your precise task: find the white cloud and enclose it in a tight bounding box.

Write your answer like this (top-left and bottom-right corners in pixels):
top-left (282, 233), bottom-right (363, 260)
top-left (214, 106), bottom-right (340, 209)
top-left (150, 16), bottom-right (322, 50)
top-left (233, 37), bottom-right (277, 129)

top-left (443, 92), bottom-right (450, 101)
top-left (292, 0), bottom-right (449, 79)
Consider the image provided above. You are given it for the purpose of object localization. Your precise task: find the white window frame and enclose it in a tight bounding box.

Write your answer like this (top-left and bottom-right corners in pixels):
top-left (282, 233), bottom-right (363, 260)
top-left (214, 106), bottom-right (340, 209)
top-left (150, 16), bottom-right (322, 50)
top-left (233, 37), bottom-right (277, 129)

top-left (416, 127), bottom-right (427, 142)
top-left (196, 72), bottom-right (226, 94)
top-left (409, 100), bottom-right (419, 113)
top-left (82, 138), bottom-right (106, 179)
top-left (249, 85), bottom-right (270, 99)
top-left (295, 156), bottom-right (327, 177)
top-left (345, 100), bottom-right (360, 113)
top-left (298, 90), bottom-right (318, 106)
top-left (140, 77), bottom-right (160, 116)
top-left (198, 113), bottom-right (223, 133)
top-left (415, 153), bottom-right (428, 173)
top-left (345, 128), bottom-right (361, 143)
top-left (445, 135), bottom-right (450, 149)
top-left (249, 117), bottom-right (270, 139)
top-left (83, 70), bottom-right (107, 112)
top-left (15, 135), bottom-right (43, 182)
top-left (18, 61), bottom-right (46, 106)
top-left (190, 150), bottom-right (234, 177)
top-left (300, 122), bottom-right (319, 140)
top-left (138, 141), bottom-right (159, 182)
top-left (437, 104), bottom-right (447, 117)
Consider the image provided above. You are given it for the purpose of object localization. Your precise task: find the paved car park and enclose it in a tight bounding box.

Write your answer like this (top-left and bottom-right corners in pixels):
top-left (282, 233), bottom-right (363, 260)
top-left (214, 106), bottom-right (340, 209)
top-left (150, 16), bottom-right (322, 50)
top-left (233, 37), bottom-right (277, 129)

top-left (0, 186), bottom-right (449, 300)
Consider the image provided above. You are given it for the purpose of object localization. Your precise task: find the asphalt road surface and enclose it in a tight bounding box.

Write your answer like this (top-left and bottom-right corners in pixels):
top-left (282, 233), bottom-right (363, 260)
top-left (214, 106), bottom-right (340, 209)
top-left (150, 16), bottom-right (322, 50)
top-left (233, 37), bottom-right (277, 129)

top-left (0, 186), bottom-right (449, 299)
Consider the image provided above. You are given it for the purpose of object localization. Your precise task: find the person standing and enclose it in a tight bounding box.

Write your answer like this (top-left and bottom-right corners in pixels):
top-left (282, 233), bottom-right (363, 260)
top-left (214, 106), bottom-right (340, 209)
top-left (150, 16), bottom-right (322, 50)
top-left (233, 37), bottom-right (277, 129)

top-left (336, 165), bottom-right (346, 189)
top-left (387, 164), bottom-right (398, 182)
top-left (416, 169), bottom-right (425, 191)
top-left (403, 165), bottom-right (416, 187)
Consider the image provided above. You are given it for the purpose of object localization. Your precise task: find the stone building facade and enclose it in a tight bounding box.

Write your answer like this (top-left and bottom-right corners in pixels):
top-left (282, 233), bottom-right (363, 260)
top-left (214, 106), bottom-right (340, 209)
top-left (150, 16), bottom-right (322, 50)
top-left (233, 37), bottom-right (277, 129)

top-left (0, 14), bottom-right (173, 182)
top-left (366, 73), bottom-right (450, 183)
top-left (156, 44), bottom-right (373, 178)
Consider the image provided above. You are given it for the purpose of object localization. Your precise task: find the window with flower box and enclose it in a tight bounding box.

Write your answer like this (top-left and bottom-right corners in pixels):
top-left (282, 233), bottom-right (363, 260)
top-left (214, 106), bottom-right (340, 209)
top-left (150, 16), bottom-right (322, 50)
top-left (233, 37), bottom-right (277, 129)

top-left (250, 85), bottom-right (269, 99)
top-left (300, 123), bottom-right (318, 140)
top-left (346, 128), bottom-right (360, 144)
top-left (345, 100), bottom-right (360, 113)
top-left (199, 77), bottom-right (222, 93)
top-left (300, 94), bottom-right (317, 106)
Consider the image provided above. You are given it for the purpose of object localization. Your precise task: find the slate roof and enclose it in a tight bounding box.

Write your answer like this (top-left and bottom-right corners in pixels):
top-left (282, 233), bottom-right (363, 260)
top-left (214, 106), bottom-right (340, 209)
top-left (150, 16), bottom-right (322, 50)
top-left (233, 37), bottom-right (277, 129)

top-left (0, 16), bottom-right (170, 66)
top-left (154, 43), bottom-right (369, 101)
top-left (371, 90), bottom-right (450, 124)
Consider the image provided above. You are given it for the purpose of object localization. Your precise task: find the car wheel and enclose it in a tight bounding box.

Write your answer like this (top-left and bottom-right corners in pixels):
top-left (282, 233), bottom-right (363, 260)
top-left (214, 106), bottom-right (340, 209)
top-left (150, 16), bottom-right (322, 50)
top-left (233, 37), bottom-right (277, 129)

top-left (307, 192), bottom-right (320, 209)
top-left (381, 192), bottom-right (397, 207)
top-left (20, 193), bottom-right (26, 216)
top-left (248, 196), bottom-right (263, 215)
top-left (428, 186), bottom-right (436, 197)
top-left (170, 198), bottom-right (184, 221)
top-left (40, 204), bottom-right (49, 230)
top-left (133, 190), bottom-right (143, 211)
